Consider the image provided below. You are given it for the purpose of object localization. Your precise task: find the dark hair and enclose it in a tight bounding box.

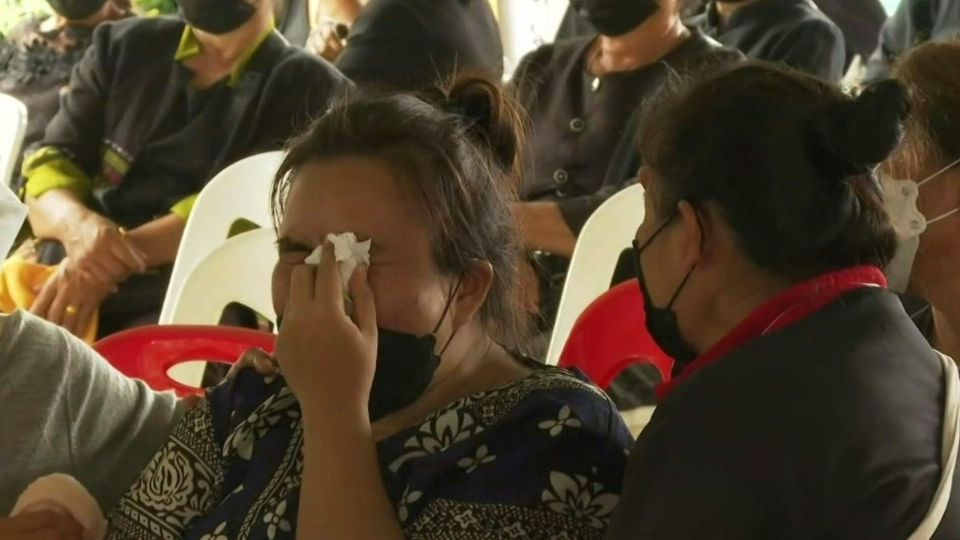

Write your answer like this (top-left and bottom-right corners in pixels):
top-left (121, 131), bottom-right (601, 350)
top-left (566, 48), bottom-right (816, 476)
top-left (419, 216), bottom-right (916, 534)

top-left (272, 76), bottom-right (527, 344)
top-left (47, 0), bottom-right (107, 20)
top-left (891, 41), bottom-right (960, 173)
top-left (639, 62), bottom-right (908, 279)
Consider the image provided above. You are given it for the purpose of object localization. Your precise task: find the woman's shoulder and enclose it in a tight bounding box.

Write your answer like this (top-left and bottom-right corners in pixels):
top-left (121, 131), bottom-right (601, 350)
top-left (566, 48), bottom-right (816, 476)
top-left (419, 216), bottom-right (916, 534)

top-left (466, 362), bottom-right (621, 426)
top-left (383, 364), bottom-right (632, 538)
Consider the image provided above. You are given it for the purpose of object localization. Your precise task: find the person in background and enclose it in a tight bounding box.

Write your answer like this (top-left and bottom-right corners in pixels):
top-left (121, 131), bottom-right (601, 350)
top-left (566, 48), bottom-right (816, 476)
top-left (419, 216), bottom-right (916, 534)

top-left (105, 77), bottom-right (632, 539)
top-left (606, 61), bottom-right (959, 538)
top-left (16, 0), bottom-right (348, 339)
top-left (687, 0), bottom-right (846, 81)
top-left (881, 40), bottom-right (960, 361)
top-left (308, 0), bottom-right (503, 90)
top-left (863, 0), bottom-right (960, 83)
top-left (510, 0), bottom-right (738, 340)
top-left (0, 180), bottom-right (181, 523)
top-left (558, 0), bottom-right (866, 78)
top-left (0, 0), bottom-right (131, 174)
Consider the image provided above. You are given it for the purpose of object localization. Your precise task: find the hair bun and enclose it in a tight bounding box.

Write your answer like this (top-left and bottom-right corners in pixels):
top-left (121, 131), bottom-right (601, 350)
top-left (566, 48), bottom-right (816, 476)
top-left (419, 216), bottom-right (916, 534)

top-left (808, 79), bottom-right (910, 179)
top-left (443, 76), bottom-right (523, 172)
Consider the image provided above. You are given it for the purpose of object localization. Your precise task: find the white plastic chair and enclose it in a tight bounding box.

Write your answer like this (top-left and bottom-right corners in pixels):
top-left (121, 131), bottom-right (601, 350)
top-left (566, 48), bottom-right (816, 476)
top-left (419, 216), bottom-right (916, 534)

top-left (159, 151), bottom-right (284, 324)
top-left (0, 94), bottom-right (28, 188)
top-left (545, 183), bottom-right (645, 366)
top-left (165, 227), bottom-right (279, 386)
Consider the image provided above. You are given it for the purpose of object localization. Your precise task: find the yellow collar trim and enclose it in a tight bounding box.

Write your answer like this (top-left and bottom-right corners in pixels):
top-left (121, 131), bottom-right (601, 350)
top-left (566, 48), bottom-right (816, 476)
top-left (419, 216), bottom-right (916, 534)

top-left (174, 21), bottom-right (276, 87)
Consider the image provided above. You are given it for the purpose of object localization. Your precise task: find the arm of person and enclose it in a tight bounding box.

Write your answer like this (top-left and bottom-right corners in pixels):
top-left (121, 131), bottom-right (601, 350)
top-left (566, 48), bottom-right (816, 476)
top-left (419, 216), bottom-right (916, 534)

top-left (277, 249), bottom-right (405, 539)
top-left (311, 0), bottom-right (362, 25)
top-left (299, 418), bottom-right (404, 539)
top-left (515, 181), bottom-right (631, 258)
top-left (0, 310), bottom-right (182, 513)
top-left (125, 213), bottom-right (187, 269)
top-left (514, 201), bottom-right (578, 257)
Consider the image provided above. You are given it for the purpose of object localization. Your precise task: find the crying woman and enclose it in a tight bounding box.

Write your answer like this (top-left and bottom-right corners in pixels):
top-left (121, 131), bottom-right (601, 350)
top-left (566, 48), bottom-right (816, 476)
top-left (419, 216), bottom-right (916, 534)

top-left (104, 77), bottom-right (632, 540)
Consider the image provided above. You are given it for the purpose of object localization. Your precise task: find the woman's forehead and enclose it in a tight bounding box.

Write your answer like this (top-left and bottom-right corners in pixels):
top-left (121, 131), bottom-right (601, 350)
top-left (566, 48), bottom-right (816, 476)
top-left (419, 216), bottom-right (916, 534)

top-left (280, 156), bottom-right (428, 245)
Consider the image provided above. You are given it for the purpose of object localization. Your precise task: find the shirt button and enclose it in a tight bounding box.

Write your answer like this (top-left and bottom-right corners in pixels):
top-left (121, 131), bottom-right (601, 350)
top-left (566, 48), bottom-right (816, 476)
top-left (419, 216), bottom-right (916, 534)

top-left (569, 117), bottom-right (586, 133)
top-left (553, 169), bottom-right (569, 185)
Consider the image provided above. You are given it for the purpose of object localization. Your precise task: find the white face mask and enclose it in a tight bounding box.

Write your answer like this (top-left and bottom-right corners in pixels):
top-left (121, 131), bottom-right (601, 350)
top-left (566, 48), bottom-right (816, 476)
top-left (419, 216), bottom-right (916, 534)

top-left (881, 156), bottom-right (960, 292)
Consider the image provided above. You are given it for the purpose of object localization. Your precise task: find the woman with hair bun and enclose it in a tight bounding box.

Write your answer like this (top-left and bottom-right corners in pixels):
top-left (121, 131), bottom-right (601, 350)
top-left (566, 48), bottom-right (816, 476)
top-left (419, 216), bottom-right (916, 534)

top-left (104, 76), bottom-right (632, 539)
top-left (606, 62), bottom-right (960, 538)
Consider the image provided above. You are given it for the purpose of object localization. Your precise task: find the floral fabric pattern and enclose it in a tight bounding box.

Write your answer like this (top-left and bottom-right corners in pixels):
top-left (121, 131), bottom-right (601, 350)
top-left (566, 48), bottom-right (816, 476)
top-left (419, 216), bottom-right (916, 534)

top-left (105, 363), bottom-right (632, 539)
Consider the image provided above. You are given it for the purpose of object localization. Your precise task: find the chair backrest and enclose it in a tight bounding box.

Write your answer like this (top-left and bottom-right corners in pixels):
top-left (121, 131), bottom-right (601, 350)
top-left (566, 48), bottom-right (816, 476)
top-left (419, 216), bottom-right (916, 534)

top-left (164, 227), bottom-right (278, 386)
top-left (558, 280), bottom-right (672, 388)
top-left (546, 183), bottom-right (645, 365)
top-left (94, 325), bottom-right (276, 397)
top-left (159, 151), bottom-right (284, 324)
top-left (0, 94), bottom-right (28, 187)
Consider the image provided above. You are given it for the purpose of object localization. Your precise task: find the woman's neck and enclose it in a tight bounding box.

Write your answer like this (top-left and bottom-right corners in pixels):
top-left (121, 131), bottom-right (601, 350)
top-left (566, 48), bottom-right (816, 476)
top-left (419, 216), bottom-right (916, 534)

top-left (591, 12), bottom-right (690, 75)
top-left (192, 9), bottom-right (272, 66)
top-left (685, 266), bottom-right (792, 356)
top-left (372, 326), bottom-right (528, 441)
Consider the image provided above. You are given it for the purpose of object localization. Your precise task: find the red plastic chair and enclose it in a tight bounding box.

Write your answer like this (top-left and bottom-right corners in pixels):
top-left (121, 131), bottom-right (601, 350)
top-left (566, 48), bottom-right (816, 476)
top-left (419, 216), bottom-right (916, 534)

top-left (94, 325), bottom-right (276, 397)
top-left (558, 280), bottom-right (673, 389)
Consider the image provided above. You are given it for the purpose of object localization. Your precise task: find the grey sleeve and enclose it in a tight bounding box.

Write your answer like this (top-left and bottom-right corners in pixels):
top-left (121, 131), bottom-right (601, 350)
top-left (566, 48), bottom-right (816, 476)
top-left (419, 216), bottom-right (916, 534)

top-left (0, 311), bottom-right (183, 514)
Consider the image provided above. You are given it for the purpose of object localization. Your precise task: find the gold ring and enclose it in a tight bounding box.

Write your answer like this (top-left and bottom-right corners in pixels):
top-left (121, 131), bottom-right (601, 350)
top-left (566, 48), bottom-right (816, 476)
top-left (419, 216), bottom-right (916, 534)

top-left (117, 226), bottom-right (128, 238)
top-left (65, 305), bottom-right (78, 316)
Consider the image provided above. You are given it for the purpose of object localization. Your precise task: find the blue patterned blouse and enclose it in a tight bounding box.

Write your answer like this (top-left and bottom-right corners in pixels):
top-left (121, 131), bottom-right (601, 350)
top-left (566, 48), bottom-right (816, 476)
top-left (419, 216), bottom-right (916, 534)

top-left (106, 362), bottom-right (633, 539)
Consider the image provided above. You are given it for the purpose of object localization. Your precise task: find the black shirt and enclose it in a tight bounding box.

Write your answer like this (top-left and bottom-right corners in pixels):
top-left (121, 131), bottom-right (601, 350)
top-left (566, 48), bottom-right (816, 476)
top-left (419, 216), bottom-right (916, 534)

top-left (335, 0), bottom-right (503, 91)
top-left (555, 0), bottom-right (880, 65)
top-left (689, 0), bottom-right (846, 81)
top-left (864, 0), bottom-right (960, 83)
top-left (36, 17), bottom-right (349, 229)
top-left (607, 287), bottom-right (959, 539)
top-left (512, 29), bottom-right (738, 234)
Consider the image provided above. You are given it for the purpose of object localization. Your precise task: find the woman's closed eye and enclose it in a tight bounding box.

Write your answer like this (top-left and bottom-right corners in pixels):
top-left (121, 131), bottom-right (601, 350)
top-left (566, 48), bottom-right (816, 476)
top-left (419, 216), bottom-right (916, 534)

top-left (276, 237), bottom-right (312, 264)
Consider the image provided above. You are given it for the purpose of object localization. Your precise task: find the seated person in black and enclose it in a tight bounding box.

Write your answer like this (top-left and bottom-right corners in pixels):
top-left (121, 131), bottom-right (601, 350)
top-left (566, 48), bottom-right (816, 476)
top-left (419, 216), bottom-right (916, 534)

top-left (607, 62), bottom-right (960, 539)
top-left (557, 0), bottom-right (870, 76)
top-left (307, 0), bottom-right (503, 90)
top-left (687, 0), bottom-right (846, 81)
top-left (510, 0), bottom-right (739, 333)
top-left (863, 0), bottom-right (960, 84)
top-left (0, 0), bottom-right (130, 175)
top-left (18, 0), bottom-right (349, 339)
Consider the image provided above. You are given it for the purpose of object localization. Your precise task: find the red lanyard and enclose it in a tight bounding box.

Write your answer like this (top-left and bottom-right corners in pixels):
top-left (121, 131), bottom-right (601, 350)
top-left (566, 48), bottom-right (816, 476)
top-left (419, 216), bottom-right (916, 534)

top-left (656, 266), bottom-right (887, 401)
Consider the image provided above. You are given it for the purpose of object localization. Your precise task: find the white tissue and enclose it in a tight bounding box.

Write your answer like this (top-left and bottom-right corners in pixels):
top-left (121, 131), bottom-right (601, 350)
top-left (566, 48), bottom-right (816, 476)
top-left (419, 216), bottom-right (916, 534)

top-left (11, 474), bottom-right (106, 540)
top-left (304, 232), bottom-right (371, 288)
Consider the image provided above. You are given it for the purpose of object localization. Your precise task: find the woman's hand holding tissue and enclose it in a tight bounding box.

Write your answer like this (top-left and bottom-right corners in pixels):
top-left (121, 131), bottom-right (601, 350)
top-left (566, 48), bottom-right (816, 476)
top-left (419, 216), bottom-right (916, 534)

top-left (275, 241), bottom-right (378, 429)
top-left (0, 510), bottom-right (83, 540)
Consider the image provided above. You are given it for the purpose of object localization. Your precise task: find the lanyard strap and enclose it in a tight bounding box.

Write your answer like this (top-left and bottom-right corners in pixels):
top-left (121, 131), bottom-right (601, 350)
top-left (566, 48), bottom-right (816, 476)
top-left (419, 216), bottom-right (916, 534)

top-left (909, 352), bottom-right (960, 540)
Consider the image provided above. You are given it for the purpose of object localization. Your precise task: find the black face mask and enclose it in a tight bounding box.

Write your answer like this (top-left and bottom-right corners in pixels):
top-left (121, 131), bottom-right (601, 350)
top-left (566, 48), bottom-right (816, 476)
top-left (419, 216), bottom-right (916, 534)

top-left (632, 213), bottom-right (699, 374)
top-left (178, 0), bottom-right (256, 35)
top-left (569, 0), bottom-right (660, 37)
top-left (49, 0), bottom-right (107, 21)
top-left (276, 280), bottom-right (459, 422)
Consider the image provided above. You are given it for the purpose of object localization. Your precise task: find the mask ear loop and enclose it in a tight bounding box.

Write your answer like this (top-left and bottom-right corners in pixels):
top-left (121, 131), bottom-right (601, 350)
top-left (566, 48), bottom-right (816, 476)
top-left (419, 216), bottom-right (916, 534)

top-left (665, 205), bottom-right (705, 310)
top-left (433, 276), bottom-right (465, 357)
top-left (918, 156), bottom-right (960, 188)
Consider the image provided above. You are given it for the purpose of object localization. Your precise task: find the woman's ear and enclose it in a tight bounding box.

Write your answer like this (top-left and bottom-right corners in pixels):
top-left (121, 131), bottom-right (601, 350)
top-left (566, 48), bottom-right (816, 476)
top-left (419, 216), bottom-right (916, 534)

top-left (676, 200), bottom-right (704, 268)
top-left (450, 261), bottom-right (494, 329)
